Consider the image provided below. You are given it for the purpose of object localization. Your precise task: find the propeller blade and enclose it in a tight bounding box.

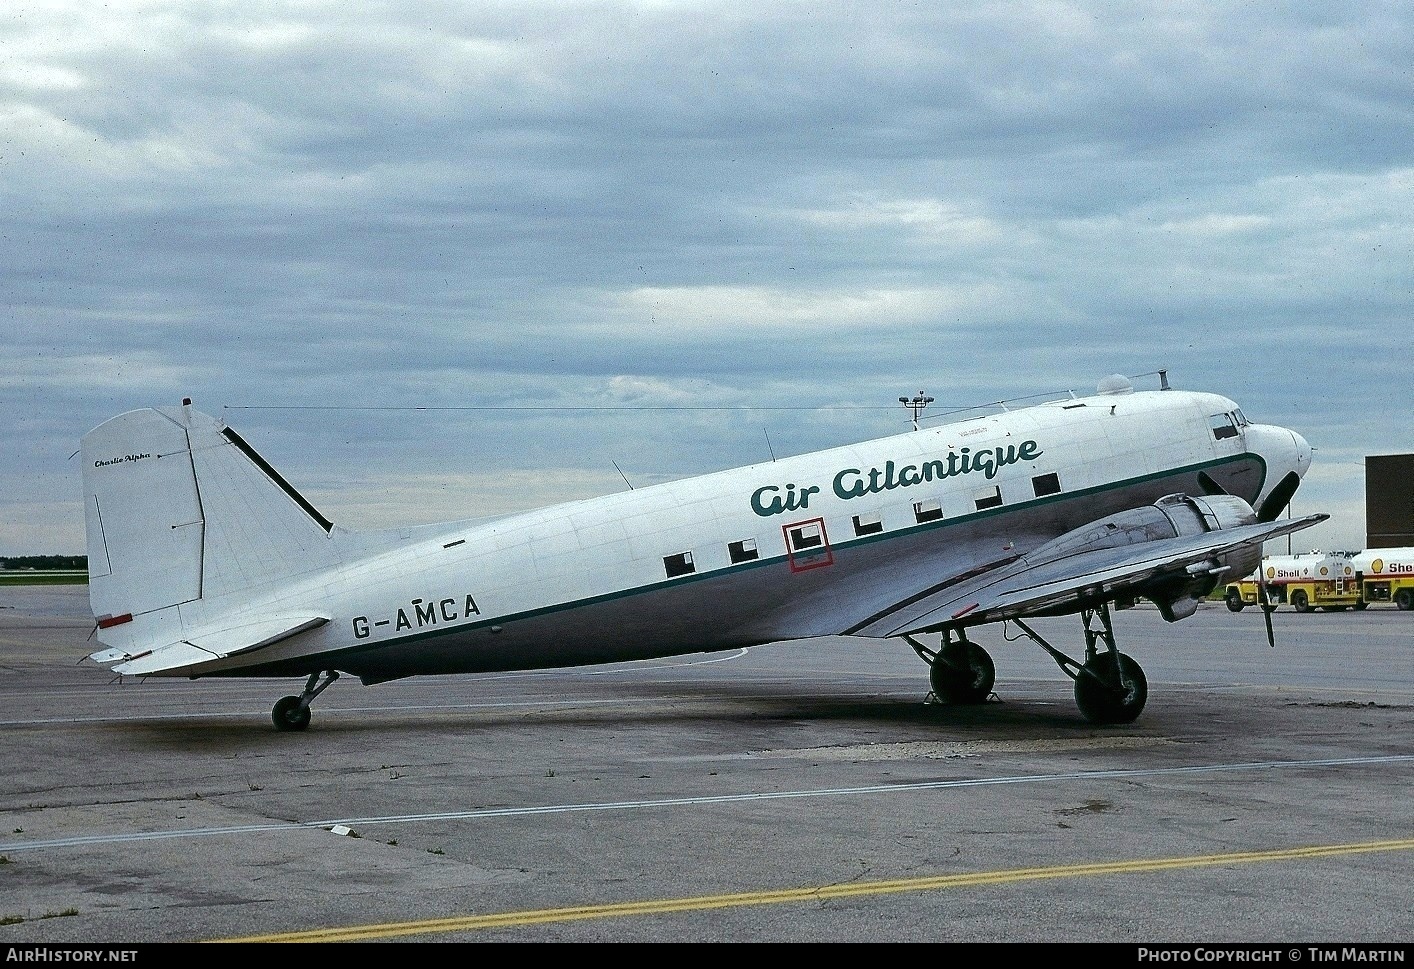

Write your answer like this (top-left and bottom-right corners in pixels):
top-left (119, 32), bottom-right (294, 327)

top-left (1257, 471), bottom-right (1301, 523)
top-left (1256, 570), bottom-right (1275, 647)
top-left (1197, 471), bottom-right (1228, 496)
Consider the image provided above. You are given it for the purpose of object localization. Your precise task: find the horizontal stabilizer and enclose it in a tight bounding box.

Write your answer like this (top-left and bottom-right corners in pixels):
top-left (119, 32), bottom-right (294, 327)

top-left (89, 616), bottom-right (329, 676)
top-left (87, 647), bottom-right (131, 665)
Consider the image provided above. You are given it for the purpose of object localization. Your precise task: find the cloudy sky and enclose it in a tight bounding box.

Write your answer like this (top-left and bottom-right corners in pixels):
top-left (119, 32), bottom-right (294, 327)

top-left (5, 1), bottom-right (1411, 559)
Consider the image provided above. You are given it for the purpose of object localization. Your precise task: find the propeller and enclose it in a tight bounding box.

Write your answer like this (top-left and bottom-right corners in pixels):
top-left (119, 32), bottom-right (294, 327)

top-left (1197, 469), bottom-right (1292, 646)
top-left (1198, 469), bottom-right (1300, 524)
top-left (1256, 471), bottom-right (1303, 646)
top-left (1257, 471), bottom-right (1301, 523)
top-left (1196, 471), bottom-right (1226, 497)
top-left (1256, 567), bottom-right (1275, 647)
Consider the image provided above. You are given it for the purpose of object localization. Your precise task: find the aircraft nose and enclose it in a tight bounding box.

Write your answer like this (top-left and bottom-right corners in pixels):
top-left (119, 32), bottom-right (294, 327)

top-left (1248, 423), bottom-right (1311, 478)
top-left (1244, 423), bottom-right (1313, 523)
top-left (1291, 429), bottom-right (1313, 474)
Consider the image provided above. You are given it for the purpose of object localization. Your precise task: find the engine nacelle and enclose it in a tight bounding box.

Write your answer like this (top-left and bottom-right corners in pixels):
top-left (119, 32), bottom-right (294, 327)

top-left (1033, 493), bottom-right (1262, 622)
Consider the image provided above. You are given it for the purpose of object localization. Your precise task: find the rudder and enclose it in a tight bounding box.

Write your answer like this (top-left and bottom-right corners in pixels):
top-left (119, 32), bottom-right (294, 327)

top-left (84, 407), bottom-right (205, 622)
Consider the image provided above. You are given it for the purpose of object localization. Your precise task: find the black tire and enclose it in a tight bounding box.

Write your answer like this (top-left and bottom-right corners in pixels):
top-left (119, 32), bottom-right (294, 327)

top-left (929, 641), bottom-right (996, 705)
top-left (1291, 590), bottom-right (1311, 613)
top-left (1225, 590), bottom-right (1246, 613)
top-left (272, 695), bottom-right (311, 732)
top-left (1074, 653), bottom-right (1148, 725)
top-left (1396, 589), bottom-right (1413, 611)
top-left (1354, 601), bottom-right (1369, 611)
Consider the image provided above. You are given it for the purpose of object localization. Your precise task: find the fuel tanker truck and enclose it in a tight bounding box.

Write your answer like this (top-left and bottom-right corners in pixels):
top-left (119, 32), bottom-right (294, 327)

top-left (1224, 550), bottom-right (1361, 612)
top-left (1352, 547), bottom-right (1414, 611)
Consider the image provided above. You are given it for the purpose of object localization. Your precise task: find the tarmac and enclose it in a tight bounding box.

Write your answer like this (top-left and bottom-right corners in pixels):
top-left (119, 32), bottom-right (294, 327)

top-left (0, 584), bottom-right (1411, 944)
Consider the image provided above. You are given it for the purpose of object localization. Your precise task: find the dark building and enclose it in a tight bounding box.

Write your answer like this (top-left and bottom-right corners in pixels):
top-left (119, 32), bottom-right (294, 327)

top-left (1366, 454), bottom-right (1414, 547)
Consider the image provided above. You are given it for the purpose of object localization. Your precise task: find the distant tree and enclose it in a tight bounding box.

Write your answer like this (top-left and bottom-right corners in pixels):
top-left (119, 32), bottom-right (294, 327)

top-left (0, 555), bottom-right (87, 571)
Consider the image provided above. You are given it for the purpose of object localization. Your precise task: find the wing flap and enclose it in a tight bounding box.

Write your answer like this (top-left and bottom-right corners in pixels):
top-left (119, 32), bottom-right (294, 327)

top-left (865, 514), bottom-right (1327, 638)
top-left (90, 616), bottom-right (329, 676)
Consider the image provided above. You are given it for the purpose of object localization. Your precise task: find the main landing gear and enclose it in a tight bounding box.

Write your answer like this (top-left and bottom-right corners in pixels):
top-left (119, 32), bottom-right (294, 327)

top-left (906, 628), bottom-right (997, 705)
top-left (911, 602), bottom-right (1149, 725)
top-left (1012, 603), bottom-right (1148, 725)
top-left (272, 670), bottom-right (340, 732)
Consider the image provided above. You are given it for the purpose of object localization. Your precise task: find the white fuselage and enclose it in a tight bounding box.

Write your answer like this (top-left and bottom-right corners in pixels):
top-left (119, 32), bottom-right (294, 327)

top-left (119, 387), bottom-right (1307, 683)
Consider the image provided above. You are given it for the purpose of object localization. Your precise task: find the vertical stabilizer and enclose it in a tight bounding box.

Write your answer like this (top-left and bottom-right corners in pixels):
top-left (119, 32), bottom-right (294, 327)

top-left (81, 402), bottom-right (344, 635)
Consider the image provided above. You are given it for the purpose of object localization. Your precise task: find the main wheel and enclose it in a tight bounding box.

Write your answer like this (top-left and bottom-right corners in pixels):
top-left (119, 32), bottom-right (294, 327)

top-left (1291, 590), bottom-right (1311, 613)
top-left (1074, 653), bottom-right (1148, 725)
top-left (1225, 590), bottom-right (1246, 612)
top-left (929, 641), bottom-right (996, 704)
top-left (272, 695), bottom-right (312, 732)
top-left (1396, 589), bottom-right (1413, 611)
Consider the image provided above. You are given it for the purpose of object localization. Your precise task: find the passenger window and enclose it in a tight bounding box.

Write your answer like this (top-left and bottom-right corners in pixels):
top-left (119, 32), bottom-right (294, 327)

top-left (787, 522), bottom-right (823, 550)
top-left (852, 513), bottom-right (883, 536)
top-left (663, 551), bottom-right (695, 577)
top-left (728, 539), bottom-right (759, 564)
top-left (973, 486), bottom-right (1003, 510)
top-left (782, 517), bottom-right (833, 572)
top-left (913, 499), bottom-right (943, 523)
top-left (1032, 472), bottom-right (1061, 497)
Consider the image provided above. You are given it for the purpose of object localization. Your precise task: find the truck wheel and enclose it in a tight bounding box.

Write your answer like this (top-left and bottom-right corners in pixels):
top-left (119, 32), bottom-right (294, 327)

top-left (1291, 590), bottom-right (1311, 613)
top-left (1397, 589), bottom-right (1413, 611)
top-left (1225, 590), bottom-right (1245, 612)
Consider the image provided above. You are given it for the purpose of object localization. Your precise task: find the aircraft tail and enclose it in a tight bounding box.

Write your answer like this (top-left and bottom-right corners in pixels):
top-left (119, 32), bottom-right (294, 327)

top-left (82, 400), bottom-right (345, 656)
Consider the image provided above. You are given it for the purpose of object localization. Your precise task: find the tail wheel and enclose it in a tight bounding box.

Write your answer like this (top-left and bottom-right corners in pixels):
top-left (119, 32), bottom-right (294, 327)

top-left (1075, 653), bottom-right (1147, 725)
top-left (1291, 590), bottom-right (1311, 613)
top-left (272, 695), bottom-right (312, 732)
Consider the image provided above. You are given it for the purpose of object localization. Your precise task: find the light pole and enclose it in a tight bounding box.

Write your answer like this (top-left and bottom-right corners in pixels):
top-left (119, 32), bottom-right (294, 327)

top-left (899, 392), bottom-right (934, 431)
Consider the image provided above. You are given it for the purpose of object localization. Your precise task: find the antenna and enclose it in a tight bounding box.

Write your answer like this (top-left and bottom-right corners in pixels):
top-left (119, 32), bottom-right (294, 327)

top-left (899, 391), bottom-right (934, 431)
top-left (612, 460), bottom-right (634, 490)
top-left (762, 428), bottom-right (777, 462)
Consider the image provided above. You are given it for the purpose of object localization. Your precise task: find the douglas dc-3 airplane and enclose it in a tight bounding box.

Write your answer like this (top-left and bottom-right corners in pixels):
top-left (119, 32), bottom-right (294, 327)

top-left (80, 373), bottom-right (1325, 731)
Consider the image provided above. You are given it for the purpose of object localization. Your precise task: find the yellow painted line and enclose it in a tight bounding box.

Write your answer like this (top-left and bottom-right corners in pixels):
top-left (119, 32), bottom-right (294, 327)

top-left (213, 836), bottom-right (1414, 943)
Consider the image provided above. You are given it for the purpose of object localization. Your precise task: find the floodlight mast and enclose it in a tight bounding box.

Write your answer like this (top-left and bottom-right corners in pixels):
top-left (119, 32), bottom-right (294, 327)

top-left (899, 391), bottom-right (934, 431)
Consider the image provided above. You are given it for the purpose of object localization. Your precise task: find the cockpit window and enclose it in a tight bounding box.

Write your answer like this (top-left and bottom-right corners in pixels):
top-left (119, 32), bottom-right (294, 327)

top-left (1232, 408), bottom-right (1250, 427)
top-left (1210, 413), bottom-right (1239, 440)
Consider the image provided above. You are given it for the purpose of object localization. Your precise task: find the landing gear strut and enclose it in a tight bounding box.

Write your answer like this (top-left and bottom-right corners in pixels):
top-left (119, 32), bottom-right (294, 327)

top-left (1011, 603), bottom-right (1148, 725)
top-left (272, 670), bottom-right (340, 732)
top-left (906, 628), bottom-right (996, 705)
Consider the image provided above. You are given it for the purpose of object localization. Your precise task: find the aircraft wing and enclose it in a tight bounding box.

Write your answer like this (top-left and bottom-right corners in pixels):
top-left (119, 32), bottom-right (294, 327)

top-left (859, 513), bottom-right (1328, 638)
top-left (88, 616), bottom-right (329, 677)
